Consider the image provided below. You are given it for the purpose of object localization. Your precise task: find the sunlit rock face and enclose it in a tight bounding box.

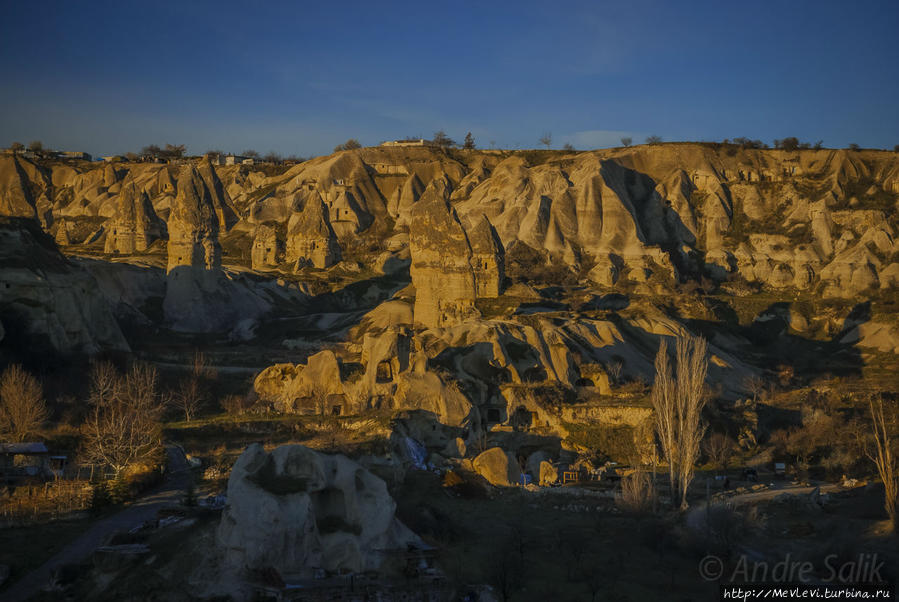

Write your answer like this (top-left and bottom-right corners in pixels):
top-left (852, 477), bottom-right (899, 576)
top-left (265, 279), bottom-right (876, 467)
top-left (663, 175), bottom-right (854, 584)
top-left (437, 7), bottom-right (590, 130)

top-left (285, 194), bottom-right (341, 269)
top-left (165, 165), bottom-right (221, 274)
top-left (409, 191), bottom-right (479, 329)
top-left (104, 176), bottom-right (165, 254)
top-left (467, 214), bottom-right (505, 298)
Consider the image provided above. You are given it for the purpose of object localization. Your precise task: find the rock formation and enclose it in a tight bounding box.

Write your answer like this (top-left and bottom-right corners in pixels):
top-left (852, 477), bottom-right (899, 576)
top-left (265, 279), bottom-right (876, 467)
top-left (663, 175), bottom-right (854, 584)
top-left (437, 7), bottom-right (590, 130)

top-left (217, 443), bottom-right (420, 576)
top-left (0, 155), bottom-right (39, 219)
top-left (467, 214), bottom-right (505, 298)
top-left (250, 223), bottom-right (282, 269)
top-left (197, 156), bottom-right (238, 229)
top-left (285, 195), bottom-right (341, 269)
top-left (104, 176), bottom-right (165, 254)
top-left (409, 194), bottom-right (479, 329)
top-left (165, 166), bottom-right (221, 273)
top-left (0, 217), bottom-right (129, 353)
top-left (473, 447), bottom-right (521, 487)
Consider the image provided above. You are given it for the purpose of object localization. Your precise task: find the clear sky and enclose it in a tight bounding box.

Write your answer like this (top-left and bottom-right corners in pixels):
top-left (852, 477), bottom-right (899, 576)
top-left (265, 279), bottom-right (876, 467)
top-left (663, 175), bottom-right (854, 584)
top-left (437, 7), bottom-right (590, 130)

top-left (1, 0), bottom-right (897, 158)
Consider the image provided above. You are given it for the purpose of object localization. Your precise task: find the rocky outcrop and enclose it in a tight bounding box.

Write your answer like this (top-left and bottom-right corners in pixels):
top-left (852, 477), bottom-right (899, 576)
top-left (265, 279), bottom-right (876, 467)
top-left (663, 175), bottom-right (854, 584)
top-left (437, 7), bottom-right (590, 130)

top-left (250, 223), bottom-right (282, 269)
top-left (467, 214), bottom-right (505, 298)
top-left (162, 167), bottom-right (275, 332)
top-left (103, 176), bottom-right (165, 254)
top-left (253, 350), bottom-right (349, 414)
top-left (0, 217), bottom-right (129, 353)
top-left (1, 146), bottom-right (896, 303)
top-left (197, 157), bottom-right (238, 229)
top-left (285, 195), bottom-right (341, 269)
top-left (409, 194), bottom-right (479, 329)
top-left (165, 166), bottom-right (221, 273)
top-left (217, 443), bottom-right (420, 576)
top-left (0, 156), bottom-right (40, 220)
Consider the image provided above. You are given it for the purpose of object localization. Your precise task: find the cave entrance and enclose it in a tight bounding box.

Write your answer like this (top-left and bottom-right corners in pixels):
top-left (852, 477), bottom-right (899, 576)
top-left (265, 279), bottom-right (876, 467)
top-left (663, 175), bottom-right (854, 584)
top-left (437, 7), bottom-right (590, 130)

top-left (375, 360), bottom-right (393, 383)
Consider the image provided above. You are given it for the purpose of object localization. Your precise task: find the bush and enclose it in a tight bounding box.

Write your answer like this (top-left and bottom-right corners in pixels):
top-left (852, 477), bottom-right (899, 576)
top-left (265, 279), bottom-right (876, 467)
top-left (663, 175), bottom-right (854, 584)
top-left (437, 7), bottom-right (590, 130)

top-left (90, 482), bottom-right (112, 513)
top-left (615, 471), bottom-right (655, 514)
top-left (334, 139), bottom-right (362, 152)
top-left (220, 393), bottom-right (254, 416)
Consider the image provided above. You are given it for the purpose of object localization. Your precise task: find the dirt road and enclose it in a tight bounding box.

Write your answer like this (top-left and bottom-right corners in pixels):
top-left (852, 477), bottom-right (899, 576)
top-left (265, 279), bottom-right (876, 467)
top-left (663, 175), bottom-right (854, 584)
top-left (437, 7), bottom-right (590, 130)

top-left (1, 446), bottom-right (191, 602)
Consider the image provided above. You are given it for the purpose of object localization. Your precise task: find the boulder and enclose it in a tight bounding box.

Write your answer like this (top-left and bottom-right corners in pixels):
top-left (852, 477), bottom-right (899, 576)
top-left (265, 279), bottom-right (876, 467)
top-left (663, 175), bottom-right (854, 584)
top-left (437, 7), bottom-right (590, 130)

top-left (443, 437), bottom-right (467, 458)
top-left (473, 447), bottom-right (521, 487)
top-left (538, 461), bottom-right (558, 486)
top-left (217, 443), bottom-right (420, 576)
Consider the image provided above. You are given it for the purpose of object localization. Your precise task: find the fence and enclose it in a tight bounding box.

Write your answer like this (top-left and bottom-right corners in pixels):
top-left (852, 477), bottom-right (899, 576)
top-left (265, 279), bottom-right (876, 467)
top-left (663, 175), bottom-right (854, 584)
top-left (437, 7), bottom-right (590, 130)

top-left (0, 479), bottom-right (93, 526)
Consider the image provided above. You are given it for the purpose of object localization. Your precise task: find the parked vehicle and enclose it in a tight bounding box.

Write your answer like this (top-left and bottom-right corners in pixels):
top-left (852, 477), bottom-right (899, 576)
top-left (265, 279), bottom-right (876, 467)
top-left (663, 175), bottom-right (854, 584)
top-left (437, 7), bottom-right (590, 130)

top-left (774, 463), bottom-right (787, 479)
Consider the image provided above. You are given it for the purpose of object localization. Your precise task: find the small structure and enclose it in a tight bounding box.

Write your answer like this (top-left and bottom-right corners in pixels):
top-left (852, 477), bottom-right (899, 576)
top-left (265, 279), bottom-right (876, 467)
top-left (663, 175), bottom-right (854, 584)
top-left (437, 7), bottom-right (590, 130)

top-left (380, 138), bottom-right (433, 147)
top-left (60, 151), bottom-right (92, 161)
top-left (0, 442), bottom-right (51, 481)
top-left (225, 155), bottom-right (251, 166)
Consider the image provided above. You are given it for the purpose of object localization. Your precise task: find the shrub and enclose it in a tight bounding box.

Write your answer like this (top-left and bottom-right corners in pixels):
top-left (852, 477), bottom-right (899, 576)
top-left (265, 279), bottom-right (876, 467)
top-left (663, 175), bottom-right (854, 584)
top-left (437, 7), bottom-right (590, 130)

top-left (221, 393), bottom-right (254, 416)
top-left (615, 470), bottom-right (655, 514)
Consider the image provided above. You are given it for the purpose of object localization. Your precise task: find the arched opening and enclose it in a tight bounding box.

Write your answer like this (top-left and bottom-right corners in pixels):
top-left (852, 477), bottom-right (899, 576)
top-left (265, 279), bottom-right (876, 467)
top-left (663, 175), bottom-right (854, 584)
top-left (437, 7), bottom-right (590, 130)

top-left (509, 406), bottom-right (533, 432)
top-left (375, 360), bottom-right (393, 383)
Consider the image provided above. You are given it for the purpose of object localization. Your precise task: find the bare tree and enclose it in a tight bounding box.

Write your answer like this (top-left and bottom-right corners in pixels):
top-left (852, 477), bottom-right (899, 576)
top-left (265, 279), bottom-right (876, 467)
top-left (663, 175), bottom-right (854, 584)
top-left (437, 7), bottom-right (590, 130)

top-left (141, 144), bottom-right (162, 159)
top-left (652, 334), bottom-right (709, 510)
top-left (616, 470), bottom-right (655, 514)
top-left (620, 136), bottom-right (632, 147)
top-left (539, 132), bottom-right (552, 149)
top-left (81, 363), bottom-right (165, 477)
top-left (703, 432), bottom-right (734, 472)
top-left (743, 375), bottom-right (766, 403)
top-left (9, 141), bottom-right (24, 152)
top-left (432, 130), bottom-right (455, 147)
top-left (562, 142), bottom-right (575, 151)
top-left (172, 351), bottom-right (215, 422)
top-left (867, 395), bottom-right (897, 532)
top-left (164, 143), bottom-right (186, 159)
top-left (0, 364), bottom-right (48, 442)
top-left (645, 135), bottom-right (663, 144)
top-left (463, 132), bottom-right (475, 149)
top-left (27, 140), bottom-right (43, 152)
top-left (606, 360), bottom-right (623, 385)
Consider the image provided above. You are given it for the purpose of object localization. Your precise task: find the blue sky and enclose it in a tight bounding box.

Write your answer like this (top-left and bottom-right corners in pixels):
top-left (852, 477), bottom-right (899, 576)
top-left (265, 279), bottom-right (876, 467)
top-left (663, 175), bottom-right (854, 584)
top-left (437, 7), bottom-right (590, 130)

top-left (1, 0), bottom-right (897, 157)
